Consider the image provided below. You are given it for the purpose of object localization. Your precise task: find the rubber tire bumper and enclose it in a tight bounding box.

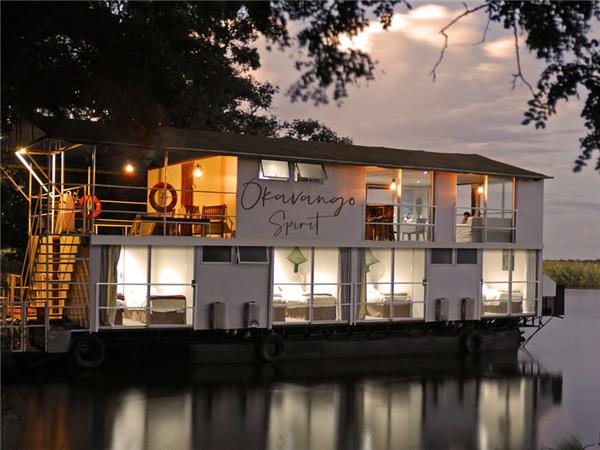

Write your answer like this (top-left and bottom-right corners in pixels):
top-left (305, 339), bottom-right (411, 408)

top-left (463, 330), bottom-right (483, 354)
top-left (256, 333), bottom-right (286, 363)
top-left (70, 334), bottom-right (106, 369)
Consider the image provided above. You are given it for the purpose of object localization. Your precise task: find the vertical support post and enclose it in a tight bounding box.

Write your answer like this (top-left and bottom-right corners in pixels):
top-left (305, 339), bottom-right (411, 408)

top-left (146, 246), bottom-right (152, 328)
top-left (28, 171), bottom-right (32, 236)
top-left (91, 145), bottom-right (97, 235)
top-left (84, 166), bottom-right (90, 232)
top-left (44, 147), bottom-right (51, 352)
top-left (51, 153), bottom-right (56, 233)
top-left (162, 150), bottom-right (169, 236)
top-left (309, 248), bottom-right (314, 323)
top-left (60, 149), bottom-right (64, 208)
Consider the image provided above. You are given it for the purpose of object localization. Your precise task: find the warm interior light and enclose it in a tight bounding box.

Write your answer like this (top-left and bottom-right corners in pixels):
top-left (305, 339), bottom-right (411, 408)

top-left (125, 163), bottom-right (135, 173)
top-left (17, 148), bottom-right (27, 155)
top-left (389, 178), bottom-right (397, 191)
top-left (477, 185), bottom-right (484, 195)
top-left (193, 164), bottom-right (203, 178)
top-left (423, 171), bottom-right (428, 175)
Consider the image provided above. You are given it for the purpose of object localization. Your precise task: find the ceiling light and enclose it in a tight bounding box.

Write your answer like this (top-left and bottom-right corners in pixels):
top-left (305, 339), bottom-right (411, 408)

top-left (125, 162), bottom-right (134, 173)
top-left (193, 164), bottom-right (203, 178)
top-left (389, 178), bottom-right (397, 191)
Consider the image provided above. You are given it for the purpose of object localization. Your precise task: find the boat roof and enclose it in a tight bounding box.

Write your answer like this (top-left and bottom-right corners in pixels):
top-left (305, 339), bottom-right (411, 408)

top-left (22, 118), bottom-right (550, 179)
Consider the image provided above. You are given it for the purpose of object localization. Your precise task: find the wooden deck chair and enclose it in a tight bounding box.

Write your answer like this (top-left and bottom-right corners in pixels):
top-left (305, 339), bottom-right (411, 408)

top-left (201, 204), bottom-right (229, 237)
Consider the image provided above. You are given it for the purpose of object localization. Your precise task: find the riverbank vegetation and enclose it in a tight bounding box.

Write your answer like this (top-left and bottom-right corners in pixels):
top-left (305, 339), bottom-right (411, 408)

top-left (543, 260), bottom-right (600, 289)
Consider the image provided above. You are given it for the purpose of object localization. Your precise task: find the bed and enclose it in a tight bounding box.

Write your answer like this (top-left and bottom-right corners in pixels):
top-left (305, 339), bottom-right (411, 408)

top-left (118, 293), bottom-right (187, 324)
top-left (365, 285), bottom-right (412, 319)
top-left (273, 284), bottom-right (337, 322)
top-left (481, 284), bottom-right (523, 315)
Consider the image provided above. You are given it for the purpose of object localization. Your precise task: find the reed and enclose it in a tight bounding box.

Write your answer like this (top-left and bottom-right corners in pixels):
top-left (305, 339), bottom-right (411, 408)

top-left (543, 259), bottom-right (600, 289)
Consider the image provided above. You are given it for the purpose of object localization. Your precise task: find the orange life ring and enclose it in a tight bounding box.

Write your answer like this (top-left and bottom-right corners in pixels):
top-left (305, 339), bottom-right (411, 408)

top-left (149, 182), bottom-right (178, 212)
top-left (78, 195), bottom-right (102, 219)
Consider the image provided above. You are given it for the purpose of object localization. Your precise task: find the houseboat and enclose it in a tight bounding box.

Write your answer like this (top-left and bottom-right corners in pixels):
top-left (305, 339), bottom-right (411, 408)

top-left (1, 119), bottom-right (560, 368)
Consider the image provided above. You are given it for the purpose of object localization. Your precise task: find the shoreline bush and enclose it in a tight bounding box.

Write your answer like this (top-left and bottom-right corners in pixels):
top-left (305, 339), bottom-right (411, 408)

top-left (543, 259), bottom-right (600, 289)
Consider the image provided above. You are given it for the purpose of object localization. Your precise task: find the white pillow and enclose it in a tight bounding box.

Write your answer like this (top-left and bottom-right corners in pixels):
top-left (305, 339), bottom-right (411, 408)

top-left (279, 284), bottom-right (305, 300)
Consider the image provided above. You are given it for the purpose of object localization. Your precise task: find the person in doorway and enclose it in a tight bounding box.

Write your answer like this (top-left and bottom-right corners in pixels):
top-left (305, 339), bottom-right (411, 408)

top-left (462, 211), bottom-right (471, 224)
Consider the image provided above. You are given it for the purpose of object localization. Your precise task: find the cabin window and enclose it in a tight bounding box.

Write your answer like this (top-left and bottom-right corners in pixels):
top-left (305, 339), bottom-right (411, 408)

top-left (365, 167), bottom-right (433, 241)
top-left (457, 249), bottom-right (477, 264)
top-left (259, 159), bottom-right (290, 180)
top-left (202, 246), bottom-right (232, 263)
top-left (362, 248), bottom-right (425, 320)
top-left (273, 247), bottom-right (313, 323)
top-left (482, 250), bottom-right (537, 316)
top-left (294, 162), bottom-right (327, 182)
top-left (116, 246), bottom-right (149, 319)
top-left (109, 246), bottom-right (194, 327)
top-left (150, 247), bottom-right (195, 325)
top-left (272, 247), bottom-right (346, 323)
top-left (456, 174), bottom-right (515, 243)
top-left (237, 246), bottom-right (269, 264)
top-left (431, 249), bottom-right (453, 264)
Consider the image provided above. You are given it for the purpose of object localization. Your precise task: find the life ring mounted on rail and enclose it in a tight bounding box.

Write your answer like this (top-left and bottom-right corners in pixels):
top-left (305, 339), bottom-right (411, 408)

top-left (78, 195), bottom-right (102, 219)
top-left (149, 182), bottom-right (178, 213)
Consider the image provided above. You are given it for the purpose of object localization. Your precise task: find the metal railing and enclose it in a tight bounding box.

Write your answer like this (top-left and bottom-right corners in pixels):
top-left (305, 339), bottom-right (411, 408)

top-left (80, 183), bottom-right (237, 238)
top-left (365, 204), bottom-right (435, 241)
top-left (272, 281), bottom-right (427, 325)
top-left (455, 206), bottom-right (516, 243)
top-left (272, 282), bottom-right (352, 324)
top-left (480, 280), bottom-right (538, 316)
top-left (96, 282), bottom-right (195, 329)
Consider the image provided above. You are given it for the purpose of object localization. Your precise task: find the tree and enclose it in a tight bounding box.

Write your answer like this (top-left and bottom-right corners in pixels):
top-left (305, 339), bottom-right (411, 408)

top-left (279, 119), bottom-right (353, 144)
top-left (2, 1), bottom-right (599, 169)
top-left (429, 1), bottom-right (600, 172)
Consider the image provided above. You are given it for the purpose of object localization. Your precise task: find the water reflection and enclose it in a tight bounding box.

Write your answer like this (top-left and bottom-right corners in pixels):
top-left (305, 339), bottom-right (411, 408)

top-left (2, 353), bottom-right (561, 450)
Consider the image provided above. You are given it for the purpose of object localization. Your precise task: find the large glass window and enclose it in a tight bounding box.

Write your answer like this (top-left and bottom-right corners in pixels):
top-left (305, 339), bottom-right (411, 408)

top-left (273, 247), bottom-right (345, 323)
top-left (273, 247), bottom-right (312, 323)
top-left (362, 248), bottom-right (425, 320)
top-left (482, 250), bottom-right (537, 316)
top-left (117, 246), bottom-right (149, 312)
top-left (112, 246), bottom-right (194, 327)
top-left (456, 174), bottom-right (515, 243)
top-left (365, 168), bottom-right (433, 241)
top-left (150, 247), bottom-right (194, 325)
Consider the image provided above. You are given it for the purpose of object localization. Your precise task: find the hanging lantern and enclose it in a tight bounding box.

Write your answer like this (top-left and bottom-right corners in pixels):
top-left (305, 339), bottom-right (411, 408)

top-left (287, 247), bottom-right (307, 273)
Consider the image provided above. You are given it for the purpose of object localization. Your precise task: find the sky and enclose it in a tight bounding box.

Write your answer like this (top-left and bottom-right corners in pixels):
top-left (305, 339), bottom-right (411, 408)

top-left (255, 2), bottom-right (600, 260)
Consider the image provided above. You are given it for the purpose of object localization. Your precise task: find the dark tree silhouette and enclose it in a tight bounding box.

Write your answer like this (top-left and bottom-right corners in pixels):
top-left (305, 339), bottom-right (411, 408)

top-left (1, 1), bottom-right (598, 169)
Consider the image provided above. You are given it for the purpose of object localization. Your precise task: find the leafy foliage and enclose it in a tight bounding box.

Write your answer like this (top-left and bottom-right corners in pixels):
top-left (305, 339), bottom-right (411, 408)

top-left (485, 1), bottom-right (600, 172)
top-left (543, 259), bottom-right (600, 289)
top-left (279, 119), bottom-right (353, 144)
top-left (1, 1), bottom-right (598, 169)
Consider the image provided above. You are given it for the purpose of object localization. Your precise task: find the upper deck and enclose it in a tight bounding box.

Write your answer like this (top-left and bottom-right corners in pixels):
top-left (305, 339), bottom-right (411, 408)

top-left (7, 119), bottom-right (549, 249)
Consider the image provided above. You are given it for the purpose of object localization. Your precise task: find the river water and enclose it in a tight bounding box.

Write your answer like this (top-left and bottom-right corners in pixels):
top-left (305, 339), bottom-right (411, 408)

top-left (2, 289), bottom-right (599, 450)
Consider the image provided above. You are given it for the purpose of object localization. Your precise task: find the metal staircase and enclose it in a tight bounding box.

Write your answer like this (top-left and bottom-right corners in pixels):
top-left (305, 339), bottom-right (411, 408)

top-left (1, 157), bottom-right (91, 352)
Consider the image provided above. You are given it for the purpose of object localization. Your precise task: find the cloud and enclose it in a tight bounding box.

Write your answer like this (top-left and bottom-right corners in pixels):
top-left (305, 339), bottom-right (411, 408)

top-left (339, 3), bottom-right (480, 52)
top-left (484, 37), bottom-right (514, 59)
top-left (254, 5), bottom-right (599, 259)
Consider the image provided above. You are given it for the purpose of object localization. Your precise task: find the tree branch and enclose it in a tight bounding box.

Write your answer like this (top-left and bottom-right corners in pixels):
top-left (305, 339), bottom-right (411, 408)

top-left (474, 14), bottom-right (491, 45)
top-left (511, 23), bottom-right (536, 95)
top-left (429, 3), bottom-right (488, 81)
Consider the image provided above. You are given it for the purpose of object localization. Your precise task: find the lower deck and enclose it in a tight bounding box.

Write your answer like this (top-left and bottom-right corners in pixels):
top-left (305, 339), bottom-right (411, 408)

top-left (2, 240), bottom-right (543, 353)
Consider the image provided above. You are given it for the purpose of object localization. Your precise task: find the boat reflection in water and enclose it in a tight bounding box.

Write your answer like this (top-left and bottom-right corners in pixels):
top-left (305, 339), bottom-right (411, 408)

top-left (2, 352), bottom-right (562, 450)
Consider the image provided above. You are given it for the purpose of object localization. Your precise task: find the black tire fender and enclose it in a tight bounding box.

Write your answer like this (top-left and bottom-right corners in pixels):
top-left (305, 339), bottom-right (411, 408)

top-left (70, 334), bottom-right (105, 369)
top-left (464, 330), bottom-right (483, 354)
top-left (256, 333), bottom-right (286, 363)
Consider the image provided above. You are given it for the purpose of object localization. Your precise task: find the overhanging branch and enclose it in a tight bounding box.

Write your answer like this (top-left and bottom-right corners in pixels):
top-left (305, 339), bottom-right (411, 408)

top-left (429, 3), bottom-right (488, 81)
